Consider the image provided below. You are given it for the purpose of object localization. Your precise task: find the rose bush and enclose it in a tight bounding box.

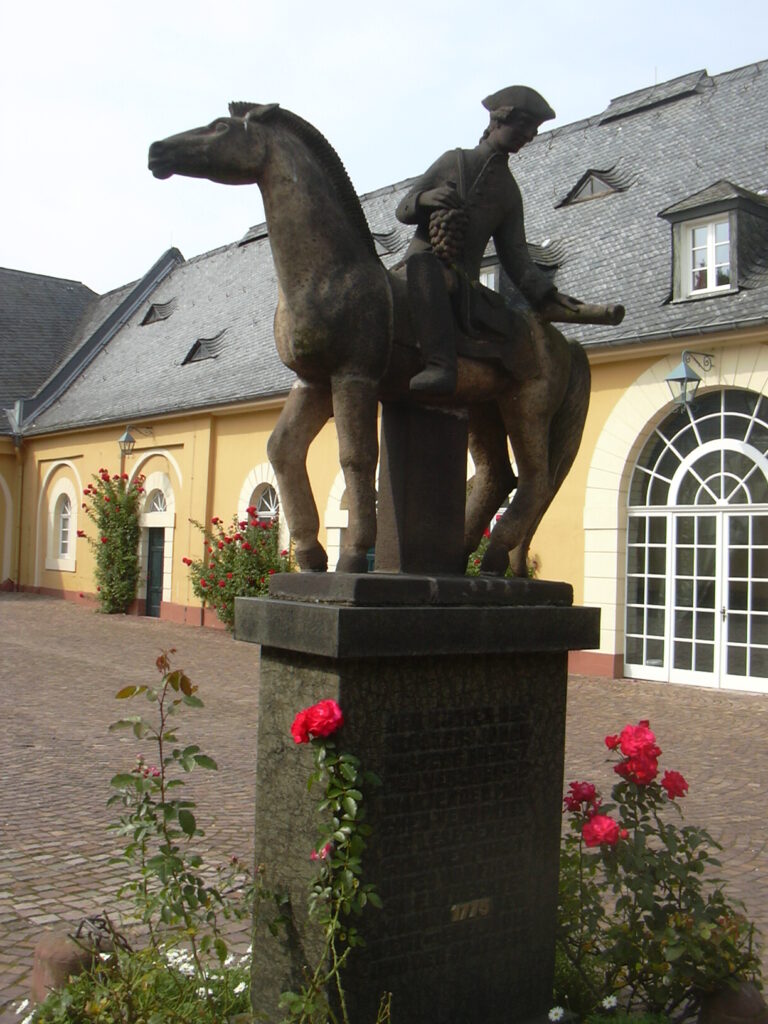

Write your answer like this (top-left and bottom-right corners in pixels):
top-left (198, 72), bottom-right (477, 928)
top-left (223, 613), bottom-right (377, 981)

top-left (81, 469), bottom-right (143, 613)
top-left (555, 720), bottom-right (761, 1021)
top-left (183, 511), bottom-right (292, 629)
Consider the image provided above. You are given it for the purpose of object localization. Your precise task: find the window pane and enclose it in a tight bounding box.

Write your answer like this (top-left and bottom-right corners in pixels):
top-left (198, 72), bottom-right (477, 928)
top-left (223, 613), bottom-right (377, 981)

top-left (692, 226), bottom-right (708, 248)
top-left (695, 644), bottom-right (714, 672)
top-left (628, 517), bottom-right (646, 544)
top-left (625, 636), bottom-right (643, 663)
top-left (648, 518), bottom-right (666, 543)
top-left (696, 579), bottom-right (715, 608)
top-left (729, 581), bottom-right (748, 611)
top-left (648, 548), bottom-right (666, 575)
top-left (626, 606), bottom-right (644, 634)
top-left (698, 517), bottom-right (716, 544)
top-left (627, 576), bottom-right (645, 603)
top-left (728, 614), bottom-right (748, 643)
top-left (646, 639), bottom-right (664, 666)
top-left (728, 646), bottom-right (747, 676)
top-left (647, 607), bottom-right (665, 636)
top-left (697, 547), bottom-right (716, 576)
top-left (750, 648), bottom-right (768, 679)
top-left (752, 616), bottom-right (768, 645)
top-left (692, 269), bottom-right (707, 291)
top-left (647, 578), bottom-right (666, 606)
top-left (674, 641), bottom-right (692, 670)
top-left (677, 517), bottom-right (695, 544)
top-left (730, 549), bottom-right (748, 578)
top-left (752, 548), bottom-right (768, 578)
top-left (715, 221), bottom-right (729, 244)
top-left (729, 516), bottom-right (749, 545)
top-left (675, 609), bottom-right (693, 639)
top-left (676, 579), bottom-right (693, 606)
top-left (698, 612), bottom-right (715, 640)
top-left (715, 265), bottom-right (731, 287)
top-left (676, 548), bottom-right (694, 575)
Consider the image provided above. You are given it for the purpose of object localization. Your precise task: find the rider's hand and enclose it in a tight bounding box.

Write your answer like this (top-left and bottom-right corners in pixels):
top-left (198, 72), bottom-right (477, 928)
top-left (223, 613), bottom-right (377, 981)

top-left (418, 183), bottom-right (463, 210)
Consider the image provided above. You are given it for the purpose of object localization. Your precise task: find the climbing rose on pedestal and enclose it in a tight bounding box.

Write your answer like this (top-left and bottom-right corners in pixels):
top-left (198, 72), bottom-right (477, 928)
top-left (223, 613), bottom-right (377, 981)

top-left (291, 699), bottom-right (344, 744)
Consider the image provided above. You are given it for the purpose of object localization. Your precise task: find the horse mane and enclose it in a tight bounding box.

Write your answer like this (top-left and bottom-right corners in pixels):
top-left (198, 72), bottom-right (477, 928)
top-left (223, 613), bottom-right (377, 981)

top-left (256, 106), bottom-right (378, 259)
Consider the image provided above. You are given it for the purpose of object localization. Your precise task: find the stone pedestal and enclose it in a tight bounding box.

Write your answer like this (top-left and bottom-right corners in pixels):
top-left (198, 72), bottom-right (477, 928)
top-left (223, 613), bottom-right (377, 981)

top-left (235, 575), bottom-right (599, 1024)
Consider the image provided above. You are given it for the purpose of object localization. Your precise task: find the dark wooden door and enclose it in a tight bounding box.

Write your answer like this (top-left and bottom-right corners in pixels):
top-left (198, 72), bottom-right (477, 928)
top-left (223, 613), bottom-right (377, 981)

top-left (146, 528), bottom-right (164, 617)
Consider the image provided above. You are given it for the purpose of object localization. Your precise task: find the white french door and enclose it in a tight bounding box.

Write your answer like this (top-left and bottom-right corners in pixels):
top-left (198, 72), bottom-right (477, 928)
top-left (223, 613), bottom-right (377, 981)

top-left (625, 389), bottom-right (768, 691)
top-left (668, 511), bottom-right (768, 689)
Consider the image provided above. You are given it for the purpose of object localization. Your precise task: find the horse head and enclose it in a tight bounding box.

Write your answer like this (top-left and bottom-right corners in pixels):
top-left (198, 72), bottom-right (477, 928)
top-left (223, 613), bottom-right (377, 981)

top-left (148, 103), bottom-right (279, 184)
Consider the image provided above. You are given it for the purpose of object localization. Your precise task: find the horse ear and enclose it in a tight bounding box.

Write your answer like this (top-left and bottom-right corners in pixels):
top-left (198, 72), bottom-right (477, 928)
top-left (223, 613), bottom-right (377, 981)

top-left (228, 101), bottom-right (280, 120)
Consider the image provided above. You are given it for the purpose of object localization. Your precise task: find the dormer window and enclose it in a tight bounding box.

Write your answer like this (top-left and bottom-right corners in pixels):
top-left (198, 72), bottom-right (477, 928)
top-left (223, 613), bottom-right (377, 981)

top-left (687, 218), bottom-right (730, 294)
top-left (660, 180), bottom-right (768, 303)
top-left (571, 174), bottom-right (613, 202)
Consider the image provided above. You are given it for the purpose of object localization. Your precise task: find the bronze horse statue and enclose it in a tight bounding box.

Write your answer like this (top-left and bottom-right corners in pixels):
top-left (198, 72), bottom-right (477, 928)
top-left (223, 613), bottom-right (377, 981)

top-left (149, 103), bottom-right (620, 576)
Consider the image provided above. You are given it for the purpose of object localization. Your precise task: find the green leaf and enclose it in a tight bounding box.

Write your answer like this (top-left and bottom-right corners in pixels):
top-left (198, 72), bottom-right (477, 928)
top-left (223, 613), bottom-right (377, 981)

top-left (194, 754), bottom-right (218, 770)
top-left (342, 796), bottom-right (358, 818)
top-left (178, 808), bottom-right (197, 836)
top-left (115, 685), bottom-right (146, 699)
top-left (110, 773), bottom-right (138, 788)
top-left (182, 694), bottom-right (204, 708)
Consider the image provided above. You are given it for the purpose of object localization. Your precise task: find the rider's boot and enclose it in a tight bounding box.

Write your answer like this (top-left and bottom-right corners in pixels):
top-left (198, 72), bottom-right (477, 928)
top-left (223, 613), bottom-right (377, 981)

top-left (406, 253), bottom-right (458, 396)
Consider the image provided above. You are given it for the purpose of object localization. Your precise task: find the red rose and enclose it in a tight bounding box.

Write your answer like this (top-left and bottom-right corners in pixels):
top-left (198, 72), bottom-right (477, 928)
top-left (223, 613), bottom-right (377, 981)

top-left (619, 721), bottom-right (658, 758)
top-left (246, 505), bottom-right (257, 515)
top-left (200, 580), bottom-right (207, 588)
top-left (218, 580), bottom-right (226, 588)
top-left (77, 530), bottom-right (86, 538)
top-left (661, 770), bottom-right (689, 799)
top-left (242, 542), bottom-right (252, 551)
top-left (182, 557), bottom-right (192, 566)
top-left (604, 734), bottom-right (620, 750)
top-left (563, 780), bottom-right (598, 811)
top-left (211, 517), bottom-right (221, 525)
top-left (310, 842), bottom-right (333, 862)
top-left (582, 814), bottom-right (621, 847)
top-left (239, 521), bottom-right (248, 529)
top-left (218, 541), bottom-right (225, 549)
top-left (101, 536), bottom-right (108, 544)
top-left (615, 749), bottom-right (659, 785)
top-left (291, 699), bottom-right (344, 744)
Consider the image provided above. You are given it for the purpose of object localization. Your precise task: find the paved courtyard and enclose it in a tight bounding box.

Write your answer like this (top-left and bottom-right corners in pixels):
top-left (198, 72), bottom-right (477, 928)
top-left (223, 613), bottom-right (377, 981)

top-left (1, 593), bottom-right (767, 1015)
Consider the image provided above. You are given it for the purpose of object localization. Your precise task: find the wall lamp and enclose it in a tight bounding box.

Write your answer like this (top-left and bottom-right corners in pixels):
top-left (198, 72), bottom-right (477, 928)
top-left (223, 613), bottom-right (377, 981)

top-left (665, 351), bottom-right (714, 409)
top-left (118, 427), bottom-right (136, 456)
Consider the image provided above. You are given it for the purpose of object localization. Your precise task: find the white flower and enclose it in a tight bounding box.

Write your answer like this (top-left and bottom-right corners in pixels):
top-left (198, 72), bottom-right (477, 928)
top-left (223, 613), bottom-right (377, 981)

top-left (15, 1001), bottom-right (29, 1016)
top-left (602, 995), bottom-right (618, 1009)
top-left (234, 981), bottom-right (247, 994)
top-left (549, 1008), bottom-right (565, 1022)
top-left (224, 954), bottom-right (235, 967)
top-left (21, 1016), bottom-right (34, 1024)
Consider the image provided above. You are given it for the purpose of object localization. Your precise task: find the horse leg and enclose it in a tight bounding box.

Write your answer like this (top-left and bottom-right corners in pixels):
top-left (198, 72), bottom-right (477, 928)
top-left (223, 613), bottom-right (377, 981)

top-left (480, 386), bottom-right (556, 577)
top-left (465, 402), bottom-right (517, 562)
top-left (330, 375), bottom-right (379, 574)
top-left (267, 382), bottom-right (333, 571)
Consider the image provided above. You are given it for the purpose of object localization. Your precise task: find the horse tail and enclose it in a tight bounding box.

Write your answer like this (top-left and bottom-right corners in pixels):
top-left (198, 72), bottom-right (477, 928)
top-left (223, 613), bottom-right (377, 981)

top-left (548, 337), bottom-right (591, 490)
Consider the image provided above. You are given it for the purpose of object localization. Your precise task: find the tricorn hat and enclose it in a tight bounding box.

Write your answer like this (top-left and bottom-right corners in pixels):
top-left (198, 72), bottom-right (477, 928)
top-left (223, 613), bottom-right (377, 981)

top-left (482, 86), bottom-right (555, 124)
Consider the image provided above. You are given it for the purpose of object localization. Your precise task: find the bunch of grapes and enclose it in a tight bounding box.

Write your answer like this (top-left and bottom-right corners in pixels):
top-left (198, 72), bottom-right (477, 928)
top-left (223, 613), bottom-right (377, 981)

top-left (428, 206), bottom-right (468, 264)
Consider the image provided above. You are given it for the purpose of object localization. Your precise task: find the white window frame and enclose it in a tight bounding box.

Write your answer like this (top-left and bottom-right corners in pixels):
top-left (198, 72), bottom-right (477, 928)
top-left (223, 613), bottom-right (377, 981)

top-left (45, 478), bottom-right (78, 572)
top-left (478, 264), bottom-right (499, 291)
top-left (683, 216), bottom-right (731, 297)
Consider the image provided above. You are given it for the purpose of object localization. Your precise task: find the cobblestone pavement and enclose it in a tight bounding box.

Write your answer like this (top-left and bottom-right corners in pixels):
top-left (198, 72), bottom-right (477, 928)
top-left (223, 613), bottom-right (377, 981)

top-left (1, 593), bottom-right (767, 1015)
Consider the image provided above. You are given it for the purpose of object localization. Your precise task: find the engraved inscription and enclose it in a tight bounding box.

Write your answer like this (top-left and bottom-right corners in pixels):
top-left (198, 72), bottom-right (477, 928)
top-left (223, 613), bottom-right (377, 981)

top-left (450, 897), bottom-right (492, 922)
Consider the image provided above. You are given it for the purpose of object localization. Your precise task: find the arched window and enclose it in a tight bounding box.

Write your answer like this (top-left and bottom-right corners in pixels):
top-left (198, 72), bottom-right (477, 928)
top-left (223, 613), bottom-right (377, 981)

top-left (625, 389), bottom-right (768, 690)
top-left (58, 495), bottom-right (72, 558)
top-left (250, 483), bottom-right (279, 522)
top-left (147, 489), bottom-right (167, 513)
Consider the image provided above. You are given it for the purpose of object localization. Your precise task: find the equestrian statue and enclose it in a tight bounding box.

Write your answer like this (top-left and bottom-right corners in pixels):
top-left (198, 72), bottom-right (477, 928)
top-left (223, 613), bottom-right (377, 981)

top-left (148, 89), bottom-right (623, 577)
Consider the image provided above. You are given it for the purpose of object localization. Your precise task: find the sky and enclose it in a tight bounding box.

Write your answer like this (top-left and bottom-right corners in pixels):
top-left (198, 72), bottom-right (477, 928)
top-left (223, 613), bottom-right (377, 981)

top-left (2, 1), bottom-right (767, 295)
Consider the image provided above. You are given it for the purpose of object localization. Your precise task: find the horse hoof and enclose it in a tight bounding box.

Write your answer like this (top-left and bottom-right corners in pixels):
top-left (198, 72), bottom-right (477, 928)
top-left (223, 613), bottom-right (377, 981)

top-left (296, 544), bottom-right (328, 573)
top-left (335, 551), bottom-right (370, 574)
top-left (479, 542), bottom-right (510, 576)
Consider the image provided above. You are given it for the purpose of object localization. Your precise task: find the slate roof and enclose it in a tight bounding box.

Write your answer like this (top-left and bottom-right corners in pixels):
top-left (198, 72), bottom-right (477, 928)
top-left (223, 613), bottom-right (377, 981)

top-left (0, 268), bottom-right (96, 425)
top-left (17, 59), bottom-right (768, 436)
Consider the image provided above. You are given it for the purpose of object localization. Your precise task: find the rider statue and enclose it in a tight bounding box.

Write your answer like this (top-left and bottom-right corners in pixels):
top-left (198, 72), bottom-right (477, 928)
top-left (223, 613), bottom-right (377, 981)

top-left (396, 85), bottom-right (578, 395)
